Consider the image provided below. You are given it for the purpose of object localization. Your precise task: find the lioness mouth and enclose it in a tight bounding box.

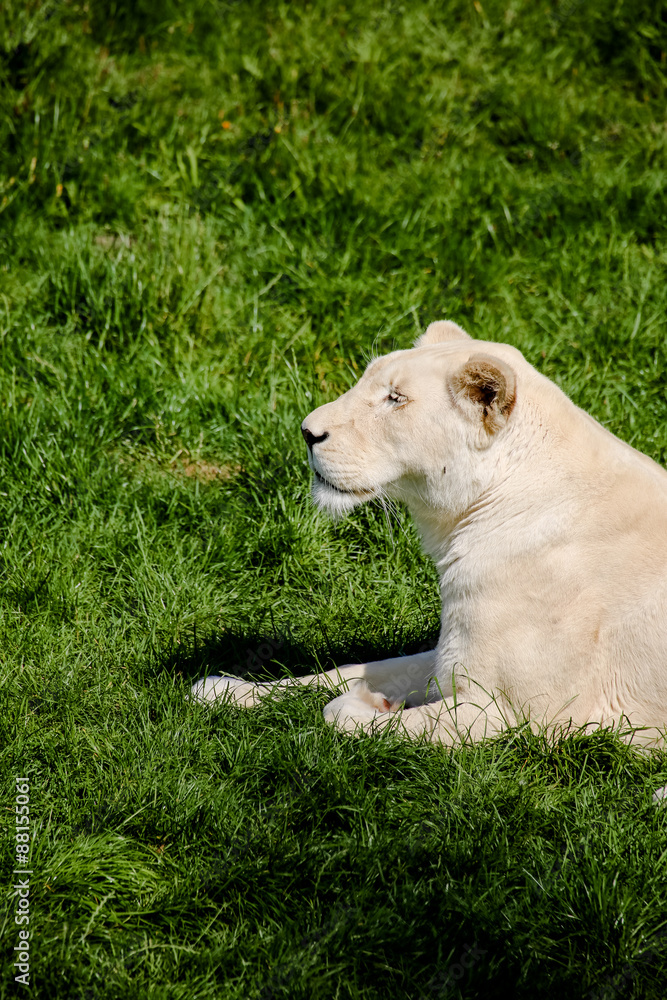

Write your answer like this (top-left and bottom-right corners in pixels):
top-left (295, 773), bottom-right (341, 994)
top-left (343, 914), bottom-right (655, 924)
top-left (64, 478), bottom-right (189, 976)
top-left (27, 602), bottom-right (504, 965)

top-left (314, 470), bottom-right (373, 497)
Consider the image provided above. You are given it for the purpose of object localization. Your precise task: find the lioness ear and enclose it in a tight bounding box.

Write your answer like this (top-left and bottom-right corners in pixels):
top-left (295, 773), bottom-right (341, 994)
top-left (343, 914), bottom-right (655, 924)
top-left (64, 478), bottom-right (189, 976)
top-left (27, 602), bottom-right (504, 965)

top-left (449, 353), bottom-right (516, 434)
top-left (414, 320), bottom-right (471, 348)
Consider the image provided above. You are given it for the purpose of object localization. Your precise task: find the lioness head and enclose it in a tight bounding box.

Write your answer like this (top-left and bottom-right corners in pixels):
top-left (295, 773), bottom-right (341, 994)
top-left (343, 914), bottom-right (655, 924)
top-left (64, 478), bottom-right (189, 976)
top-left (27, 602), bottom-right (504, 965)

top-left (301, 321), bottom-right (520, 519)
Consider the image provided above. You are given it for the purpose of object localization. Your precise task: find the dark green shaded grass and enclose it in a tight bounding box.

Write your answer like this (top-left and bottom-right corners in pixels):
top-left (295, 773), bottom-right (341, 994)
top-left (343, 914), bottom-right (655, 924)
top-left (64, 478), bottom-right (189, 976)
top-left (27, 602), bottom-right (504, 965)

top-left (2, 0), bottom-right (667, 996)
top-left (6, 693), bottom-right (667, 998)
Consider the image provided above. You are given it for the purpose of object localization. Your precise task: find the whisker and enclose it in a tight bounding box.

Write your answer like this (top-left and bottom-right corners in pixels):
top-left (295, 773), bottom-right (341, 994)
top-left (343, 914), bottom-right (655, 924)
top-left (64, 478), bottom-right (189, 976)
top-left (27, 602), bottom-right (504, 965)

top-left (377, 494), bottom-right (395, 547)
top-left (375, 486), bottom-right (411, 547)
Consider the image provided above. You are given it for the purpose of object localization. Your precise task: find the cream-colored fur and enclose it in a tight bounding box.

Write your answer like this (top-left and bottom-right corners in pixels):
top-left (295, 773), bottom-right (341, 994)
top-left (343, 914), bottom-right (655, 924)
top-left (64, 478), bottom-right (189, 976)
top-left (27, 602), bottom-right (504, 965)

top-left (191, 320), bottom-right (667, 753)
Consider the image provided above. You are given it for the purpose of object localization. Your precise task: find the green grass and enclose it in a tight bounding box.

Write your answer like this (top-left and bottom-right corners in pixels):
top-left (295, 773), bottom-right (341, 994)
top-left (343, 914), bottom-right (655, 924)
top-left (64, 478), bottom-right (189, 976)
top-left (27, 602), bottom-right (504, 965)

top-left (1, 0), bottom-right (667, 996)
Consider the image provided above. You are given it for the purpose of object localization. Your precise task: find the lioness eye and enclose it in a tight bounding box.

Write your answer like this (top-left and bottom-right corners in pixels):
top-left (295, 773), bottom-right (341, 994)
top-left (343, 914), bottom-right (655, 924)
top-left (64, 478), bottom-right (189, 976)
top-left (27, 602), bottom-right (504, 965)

top-left (387, 390), bottom-right (407, 404)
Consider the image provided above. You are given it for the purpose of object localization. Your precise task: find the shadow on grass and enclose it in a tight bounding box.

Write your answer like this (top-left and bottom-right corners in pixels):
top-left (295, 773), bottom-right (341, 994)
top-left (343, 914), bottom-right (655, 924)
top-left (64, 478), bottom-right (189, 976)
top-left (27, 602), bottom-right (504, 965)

top-left (160, 621), bottom-right (440, 687)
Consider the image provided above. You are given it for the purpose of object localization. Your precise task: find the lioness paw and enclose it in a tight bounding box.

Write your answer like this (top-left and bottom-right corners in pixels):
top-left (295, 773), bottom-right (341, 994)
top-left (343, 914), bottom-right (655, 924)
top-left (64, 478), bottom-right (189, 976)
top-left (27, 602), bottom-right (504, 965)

top-left (189, 675), bottom-right (262, 707)
top-left (349, 680), bottom-right (401, 712)
top-left (323, 682), bottom-right (400, 733)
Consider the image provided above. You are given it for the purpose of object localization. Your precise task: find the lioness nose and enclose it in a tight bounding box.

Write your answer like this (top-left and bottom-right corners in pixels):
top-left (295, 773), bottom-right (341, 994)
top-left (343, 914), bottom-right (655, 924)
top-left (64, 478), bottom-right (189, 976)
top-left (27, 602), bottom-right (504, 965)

top-left (302, 426), bottom-right (329, 450)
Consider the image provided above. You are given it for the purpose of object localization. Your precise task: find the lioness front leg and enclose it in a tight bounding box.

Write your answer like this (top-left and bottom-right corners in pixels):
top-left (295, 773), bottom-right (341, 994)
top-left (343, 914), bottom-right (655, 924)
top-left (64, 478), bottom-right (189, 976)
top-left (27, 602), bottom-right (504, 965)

top-left (189, 649), bottom-right (441, 709)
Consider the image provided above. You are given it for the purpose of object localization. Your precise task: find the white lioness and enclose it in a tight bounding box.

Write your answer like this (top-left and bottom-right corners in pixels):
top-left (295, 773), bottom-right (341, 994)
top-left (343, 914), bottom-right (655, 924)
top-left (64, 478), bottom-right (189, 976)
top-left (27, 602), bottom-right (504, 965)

top-left (191, 321), bottom-right (667, 748)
